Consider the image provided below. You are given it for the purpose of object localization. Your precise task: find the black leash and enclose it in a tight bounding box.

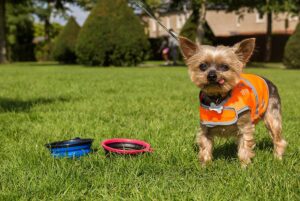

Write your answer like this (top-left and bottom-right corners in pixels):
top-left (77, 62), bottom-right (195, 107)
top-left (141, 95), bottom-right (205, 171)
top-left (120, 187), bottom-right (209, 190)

top-left (132, 0), bottom-right (179, 40)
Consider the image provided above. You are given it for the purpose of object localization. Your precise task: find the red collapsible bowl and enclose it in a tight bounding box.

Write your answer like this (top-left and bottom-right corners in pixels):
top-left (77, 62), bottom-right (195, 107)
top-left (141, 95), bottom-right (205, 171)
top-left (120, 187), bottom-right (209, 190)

top-left (101, 138), bottom-right (153, 155)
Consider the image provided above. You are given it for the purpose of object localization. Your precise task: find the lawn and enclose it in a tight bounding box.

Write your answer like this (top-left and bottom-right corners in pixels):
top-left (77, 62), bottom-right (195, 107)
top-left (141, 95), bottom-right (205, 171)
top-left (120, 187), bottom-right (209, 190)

top-left (0, 63), bottom-right (299, 200)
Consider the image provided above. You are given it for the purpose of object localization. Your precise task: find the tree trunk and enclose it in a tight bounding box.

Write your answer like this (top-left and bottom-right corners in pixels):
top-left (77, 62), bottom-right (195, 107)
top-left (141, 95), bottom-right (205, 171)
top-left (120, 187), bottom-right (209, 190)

top-left (0, 0), bottom-right (7, 63)
top-left (44, 18), bottom-right (51, 43)
top-left (44, 0), bottom-right (51, 60)
top-left (196, 0), bottom-right (206, 45)
top-left (42, 17), bottom-right (51, 60)
top-left (264, 10), bottom-right (272, 61)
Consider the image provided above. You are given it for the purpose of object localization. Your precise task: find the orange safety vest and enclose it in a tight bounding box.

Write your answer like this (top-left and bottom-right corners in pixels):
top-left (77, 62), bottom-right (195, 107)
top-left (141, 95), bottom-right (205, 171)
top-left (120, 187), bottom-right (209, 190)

top-left (199, 73), bottom-right (269, 127)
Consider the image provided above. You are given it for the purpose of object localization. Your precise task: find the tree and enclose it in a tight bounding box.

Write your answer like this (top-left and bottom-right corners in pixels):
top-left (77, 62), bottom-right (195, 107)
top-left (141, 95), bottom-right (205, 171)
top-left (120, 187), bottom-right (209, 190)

top-left (76, 0), bottom-right (98, 10)
top-left (76, 0), bottom-right (149, 66)
top-left (6, 0), bottom-right (35, 61)
top-left (283, 23), bottom-right (300, 69)
top-left (33, 0), bottom-right (77, 60)
top-left (0, 0), bottom-right (106, 63)
top-left (0, 0), bottom-right (7, 63)
top-left (0, 0), bottom-right (35, 63)
top-left (211, 0), bottom-right (298, 62)
top-left (180, 6), bottom-right (214, 45)
top-left (143, 0), bottom-right (209, 44)
top-left (34, 22), bottom-right (63, 61)
top-left (173, 0), bottom-right (300, 61)
top-left (52, 17), bottom-right (80, 63)
top-left (177, 0), bottom-right (208, 44)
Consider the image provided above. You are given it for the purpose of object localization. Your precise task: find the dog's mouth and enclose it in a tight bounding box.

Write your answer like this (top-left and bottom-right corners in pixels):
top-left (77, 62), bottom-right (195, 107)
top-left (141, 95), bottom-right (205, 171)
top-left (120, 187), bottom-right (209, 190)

top-left (207, 78), bottom-right (225, 86)
top-left (218, 79), bottom-right (225, 85)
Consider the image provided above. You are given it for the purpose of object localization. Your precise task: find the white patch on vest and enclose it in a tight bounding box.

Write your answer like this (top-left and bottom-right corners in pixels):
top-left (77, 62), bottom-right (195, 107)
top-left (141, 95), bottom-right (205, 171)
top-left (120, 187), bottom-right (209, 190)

top-left (209, 103), bottom-right (223, 114)
top-left (241, 89), bottom-right (249, 96)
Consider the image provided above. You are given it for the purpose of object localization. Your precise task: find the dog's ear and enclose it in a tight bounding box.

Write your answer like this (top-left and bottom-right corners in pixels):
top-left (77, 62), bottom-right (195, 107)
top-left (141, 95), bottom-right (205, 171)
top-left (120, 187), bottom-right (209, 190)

top-left (178, 36), bottom-right (198, 59)
top-left (233, 38), bottom-right (256, 63)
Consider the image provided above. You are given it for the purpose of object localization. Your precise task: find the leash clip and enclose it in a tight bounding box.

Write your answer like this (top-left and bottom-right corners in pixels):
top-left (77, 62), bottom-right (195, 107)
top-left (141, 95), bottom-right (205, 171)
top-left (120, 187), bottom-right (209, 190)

top-left (209, 103), bottom-right (223, 114)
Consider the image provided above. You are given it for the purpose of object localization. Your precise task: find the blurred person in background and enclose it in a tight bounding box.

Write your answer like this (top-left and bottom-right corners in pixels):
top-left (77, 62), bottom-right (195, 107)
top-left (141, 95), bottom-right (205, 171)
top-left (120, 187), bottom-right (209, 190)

top-left (158, 36), bottom-right (170, 65)
top-left (168, 29), bottom-right (179, 65)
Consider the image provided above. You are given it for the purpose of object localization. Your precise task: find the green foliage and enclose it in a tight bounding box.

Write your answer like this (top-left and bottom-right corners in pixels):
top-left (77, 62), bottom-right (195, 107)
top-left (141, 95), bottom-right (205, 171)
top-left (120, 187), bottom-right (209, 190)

top-left (10, 19), bottom-right (35, 61)
top-left (180, 10), bottom-right (214, 45)
top-left (145, 0), bottom-right (161, 8)
top-left (76, 0), bottom-right (149, 66)
top-left (283, 23), bottom-right (300, 69)
top-left (34, 23), bottom-right (63, 61)
top-left (179, 9), bottom-right (198, 42)
top-left (33, 0), bottom-right (78, 61)
top-left (6, 0), bottom-right (35, 61)
top-left (76, 0), bottom-right (98, 10)
top-left (34, 23), bottom-right (63, 39)
top-left (52, 17), bottom-right (80, 63)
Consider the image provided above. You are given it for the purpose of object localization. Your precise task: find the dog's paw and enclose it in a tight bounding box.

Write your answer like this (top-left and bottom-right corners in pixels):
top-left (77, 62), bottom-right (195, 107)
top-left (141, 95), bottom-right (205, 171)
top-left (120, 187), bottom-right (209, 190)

top-left (199, 153), bottom-right (212, 167)
top-left (274, 139), bottom-right (287, 160)
top-left (240, 160), bottom-right (251, 169)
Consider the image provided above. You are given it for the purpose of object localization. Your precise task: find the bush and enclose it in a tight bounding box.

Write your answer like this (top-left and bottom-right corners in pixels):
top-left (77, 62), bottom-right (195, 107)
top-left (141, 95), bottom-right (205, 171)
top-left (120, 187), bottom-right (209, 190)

top-left (283, 23), bottom-right (300, 69)
top-left (76, 0), bottom-right (149, 66)
top-left (52, 17), bottom-right (80, 63)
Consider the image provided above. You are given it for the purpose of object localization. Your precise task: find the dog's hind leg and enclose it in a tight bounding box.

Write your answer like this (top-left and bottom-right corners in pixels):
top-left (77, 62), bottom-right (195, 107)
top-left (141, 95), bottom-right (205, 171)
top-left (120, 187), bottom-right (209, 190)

top-left (263, 79), bottom-right (287, 159)
top-left (263, 102), bottom-right (287, 159)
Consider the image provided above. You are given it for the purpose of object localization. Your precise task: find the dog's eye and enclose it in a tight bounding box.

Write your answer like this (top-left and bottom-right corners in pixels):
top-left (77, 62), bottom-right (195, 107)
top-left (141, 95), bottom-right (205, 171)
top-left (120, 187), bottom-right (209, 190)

top-left (219, 64), bottom-right (229, 71)
top-left (199, 63), bottom-right (208, 71)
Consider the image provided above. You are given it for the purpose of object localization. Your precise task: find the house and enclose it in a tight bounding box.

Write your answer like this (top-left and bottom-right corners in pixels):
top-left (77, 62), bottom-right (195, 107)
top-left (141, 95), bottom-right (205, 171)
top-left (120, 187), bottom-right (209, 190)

top-left (141, 9), bottom-right (299, 61)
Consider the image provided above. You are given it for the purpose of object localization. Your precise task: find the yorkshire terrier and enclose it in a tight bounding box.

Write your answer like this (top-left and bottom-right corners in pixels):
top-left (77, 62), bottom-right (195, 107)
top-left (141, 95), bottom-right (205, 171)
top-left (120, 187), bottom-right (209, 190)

top-left (178, 36), bottom-right (287, 167)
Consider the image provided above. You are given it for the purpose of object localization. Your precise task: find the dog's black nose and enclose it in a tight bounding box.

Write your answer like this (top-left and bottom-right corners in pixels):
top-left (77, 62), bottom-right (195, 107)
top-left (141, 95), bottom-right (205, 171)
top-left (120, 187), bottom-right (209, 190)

top-left (207, 70), bottom-right (217, 82)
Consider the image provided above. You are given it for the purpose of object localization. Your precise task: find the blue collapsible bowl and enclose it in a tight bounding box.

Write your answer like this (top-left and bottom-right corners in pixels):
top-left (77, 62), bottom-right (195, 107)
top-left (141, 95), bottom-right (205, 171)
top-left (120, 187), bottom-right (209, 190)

top-left (45, 137), bottom-right (94, 158)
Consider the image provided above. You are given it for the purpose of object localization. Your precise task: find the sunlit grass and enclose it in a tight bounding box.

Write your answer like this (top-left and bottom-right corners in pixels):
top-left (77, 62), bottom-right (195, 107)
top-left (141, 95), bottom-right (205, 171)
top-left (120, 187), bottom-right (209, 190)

top-left (0, 63), bottom-right (299, 200)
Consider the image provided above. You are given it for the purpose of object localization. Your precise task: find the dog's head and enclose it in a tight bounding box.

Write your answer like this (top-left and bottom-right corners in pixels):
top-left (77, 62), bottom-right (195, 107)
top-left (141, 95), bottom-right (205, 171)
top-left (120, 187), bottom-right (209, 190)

top-left (179, 37), bottom-right (255, 96)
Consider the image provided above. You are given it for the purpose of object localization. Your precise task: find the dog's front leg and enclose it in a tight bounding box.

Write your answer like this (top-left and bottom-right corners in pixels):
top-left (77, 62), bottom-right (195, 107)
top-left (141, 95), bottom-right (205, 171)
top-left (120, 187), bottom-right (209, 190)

top-left (237, 113), bottom-right (256, 167)
top-left (197, 126), bottom-right (213, 166)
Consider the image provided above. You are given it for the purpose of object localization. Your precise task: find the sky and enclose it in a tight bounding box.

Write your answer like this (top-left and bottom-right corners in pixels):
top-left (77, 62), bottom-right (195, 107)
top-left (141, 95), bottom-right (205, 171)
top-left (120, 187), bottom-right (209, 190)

top-left (51, 4), bottom-right (89, 26)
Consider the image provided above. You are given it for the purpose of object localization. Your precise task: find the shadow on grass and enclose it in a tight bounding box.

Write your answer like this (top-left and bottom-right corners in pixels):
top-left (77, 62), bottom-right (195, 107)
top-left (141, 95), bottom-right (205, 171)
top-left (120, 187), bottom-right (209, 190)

top-left (13, 62), bottom-right (60, 67)
top-left (213, 142), bottom-right (238, 160)
top-left (139, 61), bottom-right (186, 68)
top-left (256, 138), bottom-right (273, 152)
top-left (30, 63), bottom-right (82, 67)
top-left (193, 138), bottom-right (274, 161)
top-left (193, 142), bottom-right (237, 160)
top-left (0, 96), bottom-right (71, 113)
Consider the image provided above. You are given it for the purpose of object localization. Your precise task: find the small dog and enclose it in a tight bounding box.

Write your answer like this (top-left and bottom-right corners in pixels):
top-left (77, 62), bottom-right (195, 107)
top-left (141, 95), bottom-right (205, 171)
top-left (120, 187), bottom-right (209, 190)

top-left (178, 36), bottom-right (287, 167)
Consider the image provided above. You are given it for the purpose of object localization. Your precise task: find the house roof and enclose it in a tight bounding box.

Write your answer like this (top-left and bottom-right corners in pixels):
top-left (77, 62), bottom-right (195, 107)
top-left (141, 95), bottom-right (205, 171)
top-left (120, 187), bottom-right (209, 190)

top-left (206, 10), bottom-right (298, 37)
top-left (141, 9), bottom-right (298, 38)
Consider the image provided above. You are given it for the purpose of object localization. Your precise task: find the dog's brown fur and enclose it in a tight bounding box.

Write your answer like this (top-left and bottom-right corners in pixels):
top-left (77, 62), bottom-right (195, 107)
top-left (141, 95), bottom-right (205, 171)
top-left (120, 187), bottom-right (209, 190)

top-left (179, 36), bottom-right (287, 167)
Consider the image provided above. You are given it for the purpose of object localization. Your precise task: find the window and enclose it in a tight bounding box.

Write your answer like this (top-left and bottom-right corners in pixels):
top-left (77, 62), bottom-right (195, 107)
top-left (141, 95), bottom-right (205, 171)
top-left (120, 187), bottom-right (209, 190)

top-left (256, 12), bottom-right (265, 23)
top-left (176, 15), bottom-right (182, 29)
top-left (159, 20), bottom-right (163, 31)
top-left (236, 15), bottom-right (243, 27)
top-left (166, 16), bottom-right (171, 29)
top-left (289, 15), bottom-right (299, 21)
top-left (151, 19), bottom-right (157, 32)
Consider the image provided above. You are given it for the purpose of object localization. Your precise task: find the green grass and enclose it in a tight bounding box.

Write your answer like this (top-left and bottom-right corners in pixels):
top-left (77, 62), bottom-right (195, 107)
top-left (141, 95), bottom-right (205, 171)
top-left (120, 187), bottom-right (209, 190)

top-left (248, 62), bottom-right (285, 69)
top-left (0, 63), bottom-right (299, 200)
